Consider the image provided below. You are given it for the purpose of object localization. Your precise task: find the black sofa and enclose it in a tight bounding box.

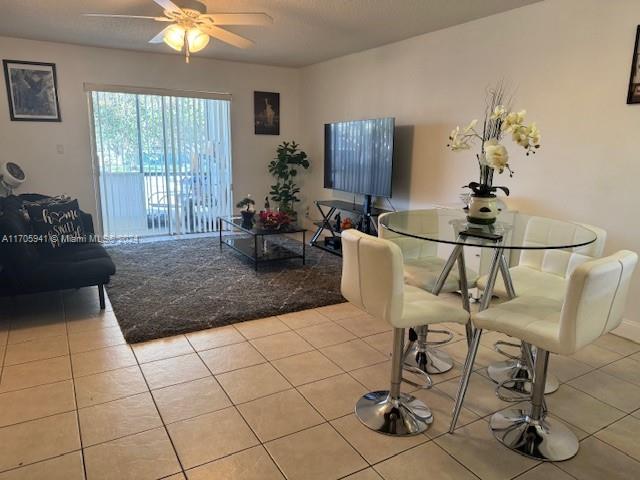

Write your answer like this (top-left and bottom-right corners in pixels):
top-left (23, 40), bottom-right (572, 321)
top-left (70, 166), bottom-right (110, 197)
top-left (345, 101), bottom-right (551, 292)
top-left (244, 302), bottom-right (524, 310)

top-left (0, 194), bottom-right (116, 309)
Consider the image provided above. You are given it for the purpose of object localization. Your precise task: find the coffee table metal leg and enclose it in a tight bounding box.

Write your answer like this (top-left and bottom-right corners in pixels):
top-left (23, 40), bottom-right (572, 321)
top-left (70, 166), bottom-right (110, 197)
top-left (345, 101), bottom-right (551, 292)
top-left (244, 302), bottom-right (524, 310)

top-left (254, 235), bottom-right (258, 271)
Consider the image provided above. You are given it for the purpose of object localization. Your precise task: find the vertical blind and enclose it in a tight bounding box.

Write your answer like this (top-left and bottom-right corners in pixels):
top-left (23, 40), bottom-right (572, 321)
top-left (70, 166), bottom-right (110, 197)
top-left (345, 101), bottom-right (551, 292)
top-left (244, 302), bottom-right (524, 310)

top-left (89, 89), bottom-right (232, 238)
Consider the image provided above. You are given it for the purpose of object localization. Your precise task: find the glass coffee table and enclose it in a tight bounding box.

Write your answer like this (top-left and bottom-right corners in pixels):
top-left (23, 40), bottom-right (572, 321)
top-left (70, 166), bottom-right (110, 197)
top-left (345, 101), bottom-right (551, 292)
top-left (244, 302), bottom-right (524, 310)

top-left (217, 216), bottom-right (307, 271)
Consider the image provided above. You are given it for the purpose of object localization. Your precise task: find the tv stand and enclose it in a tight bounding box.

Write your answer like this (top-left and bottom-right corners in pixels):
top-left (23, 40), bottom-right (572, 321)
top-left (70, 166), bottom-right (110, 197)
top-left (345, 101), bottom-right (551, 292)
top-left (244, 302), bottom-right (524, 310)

top-left (362, 194), bottom-right (373, 234)
top-left (310, 199), bottom-right (391, 256)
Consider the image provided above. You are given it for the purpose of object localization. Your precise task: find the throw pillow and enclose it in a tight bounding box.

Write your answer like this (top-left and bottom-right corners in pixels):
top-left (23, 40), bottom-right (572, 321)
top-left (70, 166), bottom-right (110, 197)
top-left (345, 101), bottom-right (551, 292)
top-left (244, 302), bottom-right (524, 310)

top-left (24, 197), bottom-right (87, 248)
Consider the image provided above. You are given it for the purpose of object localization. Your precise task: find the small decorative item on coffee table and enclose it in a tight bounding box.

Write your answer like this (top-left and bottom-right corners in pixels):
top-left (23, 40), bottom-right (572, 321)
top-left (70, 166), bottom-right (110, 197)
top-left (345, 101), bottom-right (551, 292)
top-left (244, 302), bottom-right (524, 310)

top-left (258, 210), bottom-right (290, 230)
top-left (236, 195), bottom-right (256, 229)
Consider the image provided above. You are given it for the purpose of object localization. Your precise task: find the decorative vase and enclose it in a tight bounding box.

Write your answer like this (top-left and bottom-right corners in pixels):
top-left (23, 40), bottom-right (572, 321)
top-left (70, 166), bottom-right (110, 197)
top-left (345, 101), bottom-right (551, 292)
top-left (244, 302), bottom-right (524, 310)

top-left (467, 194), bottom-right (498, 225)
top-left (240, 210), bottom-right (255, 229)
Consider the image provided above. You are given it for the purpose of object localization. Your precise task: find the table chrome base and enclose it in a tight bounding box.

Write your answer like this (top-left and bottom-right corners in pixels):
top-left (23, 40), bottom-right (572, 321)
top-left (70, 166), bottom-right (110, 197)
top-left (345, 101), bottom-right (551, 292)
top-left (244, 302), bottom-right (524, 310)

top-left (404, 344), bottom-right (454, 374)
top-left (490, 408), bottom-right (579, 461)
top-left (355, 391), bottom-right (432, 436)
top-left (488, 359), bottom-right (559, 394)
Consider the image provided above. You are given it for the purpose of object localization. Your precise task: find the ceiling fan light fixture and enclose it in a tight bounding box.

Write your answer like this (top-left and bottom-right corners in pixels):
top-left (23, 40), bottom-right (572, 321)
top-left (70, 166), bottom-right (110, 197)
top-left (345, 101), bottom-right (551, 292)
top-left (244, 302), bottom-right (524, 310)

top-left (186, 27), bottom-right (209, 52)
top-left (163, 24), bottom-right (185, 51)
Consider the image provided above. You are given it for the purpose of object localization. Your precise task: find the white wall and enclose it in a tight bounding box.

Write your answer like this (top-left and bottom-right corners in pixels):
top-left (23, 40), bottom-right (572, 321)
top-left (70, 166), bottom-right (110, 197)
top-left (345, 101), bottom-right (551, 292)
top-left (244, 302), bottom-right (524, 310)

top-left (0, 36), bottom-right (302, 222)
top-left (300, 0), bottom-right (640, 323)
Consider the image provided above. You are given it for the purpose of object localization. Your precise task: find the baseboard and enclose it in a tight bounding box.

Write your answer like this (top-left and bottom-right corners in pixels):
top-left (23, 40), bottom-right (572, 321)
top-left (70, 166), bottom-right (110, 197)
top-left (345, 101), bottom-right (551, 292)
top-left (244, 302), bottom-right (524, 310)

top-left (612, 319), bottom-right (640, 344)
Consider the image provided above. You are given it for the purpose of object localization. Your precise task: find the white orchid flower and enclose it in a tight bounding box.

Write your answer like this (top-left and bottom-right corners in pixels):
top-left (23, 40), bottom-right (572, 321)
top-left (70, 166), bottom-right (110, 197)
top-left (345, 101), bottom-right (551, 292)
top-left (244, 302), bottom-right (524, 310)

top-left (463, 119), bottom-right (478, 133)
top-left (484, 139), bottom-right (509, 173)
top-left (491, 105), bottom-right (506, 120)
top-left (528, 123), bottom-right (541, 145)
top-left (501, 109), bottom-right (528, 132)
top-left (451, 137), bottom-right (471, 151)
top-left (448, 125), bottom-right (472, 151)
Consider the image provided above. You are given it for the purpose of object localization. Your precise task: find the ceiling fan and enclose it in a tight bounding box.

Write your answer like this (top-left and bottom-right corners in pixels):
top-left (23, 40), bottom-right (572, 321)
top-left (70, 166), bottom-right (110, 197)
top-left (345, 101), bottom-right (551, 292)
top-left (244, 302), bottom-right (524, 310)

top-left (84, 0), bottom-right (272, 63)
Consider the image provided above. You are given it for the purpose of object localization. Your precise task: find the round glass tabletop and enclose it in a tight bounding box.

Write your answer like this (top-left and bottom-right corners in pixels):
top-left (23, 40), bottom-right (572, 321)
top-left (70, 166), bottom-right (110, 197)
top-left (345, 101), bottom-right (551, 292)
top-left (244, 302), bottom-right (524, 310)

top-left (379, 208), bottom-right (598, 250)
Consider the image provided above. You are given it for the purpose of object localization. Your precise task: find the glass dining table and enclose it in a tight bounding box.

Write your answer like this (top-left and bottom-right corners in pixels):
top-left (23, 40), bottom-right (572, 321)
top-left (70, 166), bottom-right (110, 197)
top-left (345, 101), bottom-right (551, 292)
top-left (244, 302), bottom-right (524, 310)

top-left (379, 208), bottom-right (598, 394)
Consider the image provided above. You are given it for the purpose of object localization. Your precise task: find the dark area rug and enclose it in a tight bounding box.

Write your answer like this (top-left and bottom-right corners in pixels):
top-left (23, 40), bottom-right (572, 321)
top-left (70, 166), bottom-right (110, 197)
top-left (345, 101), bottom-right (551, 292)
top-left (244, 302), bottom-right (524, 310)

top-left (105, 236), bottom-right (345, 343)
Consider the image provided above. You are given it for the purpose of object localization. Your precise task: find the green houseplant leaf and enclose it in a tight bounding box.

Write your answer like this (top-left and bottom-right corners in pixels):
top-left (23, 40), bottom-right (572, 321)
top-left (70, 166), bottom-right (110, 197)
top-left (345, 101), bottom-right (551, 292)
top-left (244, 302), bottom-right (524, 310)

top-left (268, 141), bottom-right (310, 214)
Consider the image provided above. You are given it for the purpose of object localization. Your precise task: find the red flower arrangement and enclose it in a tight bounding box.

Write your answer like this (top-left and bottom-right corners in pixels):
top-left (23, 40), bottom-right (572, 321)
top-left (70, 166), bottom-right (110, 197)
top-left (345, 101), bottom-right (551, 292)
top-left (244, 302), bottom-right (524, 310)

top-left (258, 210), bottom-right (291, 230)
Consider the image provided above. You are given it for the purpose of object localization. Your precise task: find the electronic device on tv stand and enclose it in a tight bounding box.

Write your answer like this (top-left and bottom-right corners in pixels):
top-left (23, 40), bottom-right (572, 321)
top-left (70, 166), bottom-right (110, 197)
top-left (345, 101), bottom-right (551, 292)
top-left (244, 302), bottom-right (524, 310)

top-left (324, 117), bottom-right (395, 233)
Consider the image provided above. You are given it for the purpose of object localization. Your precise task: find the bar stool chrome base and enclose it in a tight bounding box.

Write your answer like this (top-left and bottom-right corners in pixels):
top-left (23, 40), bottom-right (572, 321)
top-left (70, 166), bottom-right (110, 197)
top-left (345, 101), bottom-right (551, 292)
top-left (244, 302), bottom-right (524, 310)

top-left (488, 359), bottom-right (559, 394)
top-left (355, 391), bottom-right (433, 436)
top-left (490, 408), bottom-right (579, 461)
top-left (404, 343), bottom-right (454, 374)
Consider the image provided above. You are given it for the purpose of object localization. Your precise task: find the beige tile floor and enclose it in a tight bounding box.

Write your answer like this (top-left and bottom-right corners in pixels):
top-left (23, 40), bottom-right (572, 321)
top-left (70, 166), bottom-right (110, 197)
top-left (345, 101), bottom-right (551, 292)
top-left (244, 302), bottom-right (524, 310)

top-left (1, 288), bottom-right (640, 480)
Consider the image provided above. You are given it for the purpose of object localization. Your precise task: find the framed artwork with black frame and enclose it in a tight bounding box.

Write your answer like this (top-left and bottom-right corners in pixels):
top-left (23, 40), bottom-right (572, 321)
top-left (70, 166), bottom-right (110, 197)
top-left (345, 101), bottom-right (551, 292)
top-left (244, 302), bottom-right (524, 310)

top-left (3, 60), bottom-right (61, 121)
top-left (627, 26), bottom-right (640, 105)
top-left (254, 91), bottom-right (280, 135)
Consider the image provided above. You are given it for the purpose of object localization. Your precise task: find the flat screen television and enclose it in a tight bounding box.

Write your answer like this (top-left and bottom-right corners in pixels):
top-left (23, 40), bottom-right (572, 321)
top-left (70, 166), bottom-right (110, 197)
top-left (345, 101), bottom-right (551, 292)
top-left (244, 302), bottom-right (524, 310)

top-left (324, 117), bottom-right (394, 198)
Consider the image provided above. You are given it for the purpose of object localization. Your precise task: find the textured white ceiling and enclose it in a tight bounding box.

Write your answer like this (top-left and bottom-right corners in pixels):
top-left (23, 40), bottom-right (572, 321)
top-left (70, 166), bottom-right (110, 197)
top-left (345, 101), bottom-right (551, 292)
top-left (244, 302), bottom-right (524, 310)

top-left (0, 0), bottom-right (541, 67)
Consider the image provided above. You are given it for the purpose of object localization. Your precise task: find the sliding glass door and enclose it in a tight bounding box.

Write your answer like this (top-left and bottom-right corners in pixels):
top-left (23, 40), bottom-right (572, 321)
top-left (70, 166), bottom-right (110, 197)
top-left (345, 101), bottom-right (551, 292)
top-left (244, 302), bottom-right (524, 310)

top-left (89, 89), bottom-right (232, 238)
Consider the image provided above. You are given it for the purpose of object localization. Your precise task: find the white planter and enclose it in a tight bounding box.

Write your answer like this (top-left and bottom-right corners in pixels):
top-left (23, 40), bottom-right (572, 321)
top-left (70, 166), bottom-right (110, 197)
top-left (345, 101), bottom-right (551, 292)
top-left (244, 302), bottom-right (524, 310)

top-left (467, 195), bottom-right (498, 225)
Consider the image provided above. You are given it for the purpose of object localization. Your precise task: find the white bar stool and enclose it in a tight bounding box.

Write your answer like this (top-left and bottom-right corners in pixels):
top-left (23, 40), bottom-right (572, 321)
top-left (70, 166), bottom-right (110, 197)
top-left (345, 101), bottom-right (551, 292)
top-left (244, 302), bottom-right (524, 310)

top-left (450, 250), bottom-right (637, 461)
top-left (477, 217), bottom-right (607, 394)
top-left (341, 229), bottom-right (469, 436)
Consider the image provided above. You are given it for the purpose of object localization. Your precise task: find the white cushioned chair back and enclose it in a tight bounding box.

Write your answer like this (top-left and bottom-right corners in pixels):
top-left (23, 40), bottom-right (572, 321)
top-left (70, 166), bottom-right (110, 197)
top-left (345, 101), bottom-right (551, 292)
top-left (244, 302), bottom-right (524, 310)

top-left (559, 250), bottom-right (637, 353)
top-left (519, 217), bottom-right (606, 278)
top-left (341, 229), bottom-right (405, 327)
top-left (378, 212), bottom-right (438, 260)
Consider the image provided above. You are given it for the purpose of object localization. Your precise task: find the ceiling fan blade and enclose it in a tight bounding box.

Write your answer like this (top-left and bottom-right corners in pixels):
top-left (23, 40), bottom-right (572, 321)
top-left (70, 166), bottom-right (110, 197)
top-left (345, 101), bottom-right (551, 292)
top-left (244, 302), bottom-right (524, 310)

top-left (200, 13), bottom-right (273, 26)
top-left (149, 25), bottom-right (173, 44)
top-left (199, 24), bottom-right (255, 49)
top-left (153, 0), bottom-right (182, 14)
top-left (83, 14), bottom-right (171, 21)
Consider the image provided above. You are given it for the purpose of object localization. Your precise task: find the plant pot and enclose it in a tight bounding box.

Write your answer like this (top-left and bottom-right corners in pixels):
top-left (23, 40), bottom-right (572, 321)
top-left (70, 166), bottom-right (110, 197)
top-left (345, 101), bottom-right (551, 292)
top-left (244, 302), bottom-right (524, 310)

top-left (240, 210), bottom-right (255, 229)
top-left (467, 194), bottom-right (498, 225)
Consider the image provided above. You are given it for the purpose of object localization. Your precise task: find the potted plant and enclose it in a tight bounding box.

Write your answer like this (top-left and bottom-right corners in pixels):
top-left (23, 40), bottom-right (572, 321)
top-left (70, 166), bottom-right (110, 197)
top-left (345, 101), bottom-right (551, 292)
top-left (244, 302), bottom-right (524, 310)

top-left (236, 196), bottom-right (256, 229)
top-left (447, 85), bottom-right (541, 224)
top-left (268, 141), bottom-right (310, 219)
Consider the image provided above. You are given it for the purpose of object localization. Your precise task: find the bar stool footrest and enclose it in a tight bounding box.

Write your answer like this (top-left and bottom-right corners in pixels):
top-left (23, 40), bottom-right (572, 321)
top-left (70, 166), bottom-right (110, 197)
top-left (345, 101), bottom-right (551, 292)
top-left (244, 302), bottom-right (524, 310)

top-left (493, 340), bottom-right (522, 360)
top-left (496, 378), bottom-right (531, 402)
top-left (424, 329), bottom-right (455, 346)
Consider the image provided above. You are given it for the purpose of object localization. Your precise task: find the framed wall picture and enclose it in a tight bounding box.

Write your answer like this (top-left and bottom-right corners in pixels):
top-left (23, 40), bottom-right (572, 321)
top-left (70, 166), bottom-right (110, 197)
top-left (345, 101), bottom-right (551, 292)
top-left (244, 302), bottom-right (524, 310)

top-left (3, 60), bottom-right (61, 121)
top-left (628, 26), bottom-right (640, 104)
top-left (254, 91), bottom-right (280, 135)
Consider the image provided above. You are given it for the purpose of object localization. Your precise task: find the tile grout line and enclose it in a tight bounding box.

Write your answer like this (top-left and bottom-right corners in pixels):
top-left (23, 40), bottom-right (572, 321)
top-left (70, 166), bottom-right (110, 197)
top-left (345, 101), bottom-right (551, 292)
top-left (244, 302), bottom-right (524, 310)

top-left (0, 448), bottom-right (85, 476)
top-left (0, 316), bottom-right (11, 385)
top-left (0, 371), bottom-right (75, 395)
top-left (130, 340), bottom-right (187, 479)
top-left (62, 291), bottom-right (91, 480)
top-left (424, 440), bottom-right (485, 480)
top-left (184, 332), bottom-right (290, 480)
